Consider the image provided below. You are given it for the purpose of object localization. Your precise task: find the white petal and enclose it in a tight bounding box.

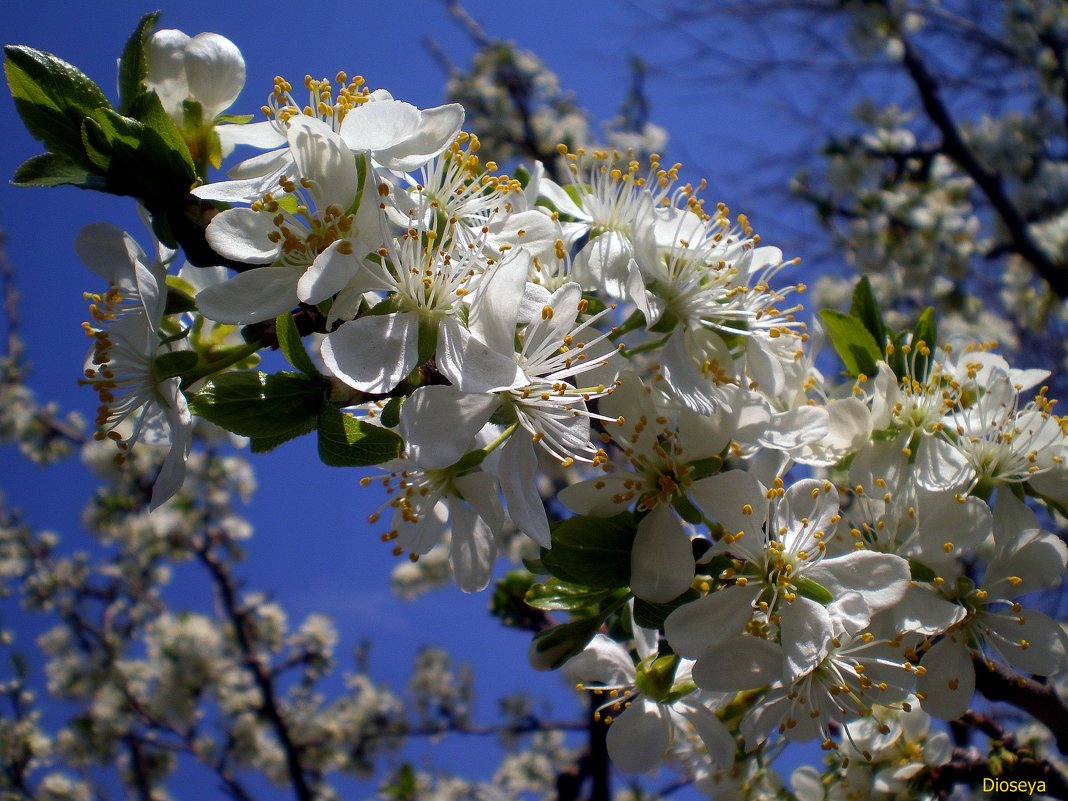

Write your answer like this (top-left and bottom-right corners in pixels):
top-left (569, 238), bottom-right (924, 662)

top-left (983, 608), bottom-right (1068, 676)
top-left (376, 103), bottom-right (465, 171)
top-left (183, 32), bottom-right (245, 118)
top-left (399, 385), bottom-right (498, 469)
top-left (498, 435), bottom-right (550, 547)
top-left (914, 436), bottom-right (973, 492)
top-left (286, 116), bottom-right (357, 210)
top-left (562, 633), bottom-right (635, 687)
top-left (468, 253), bottom-right (527, 357)
top-left (805, 552), bottom-right (910, 614)
top-left (630, 505), bottom-right (695, 603)
top-left (320, 312), bottom-right (418, 393)
top-left (340, 99), bottom-right (421, 150)
top-left (664, 585), bottom-right (760, 659)
top-left (149, 379), bottom-right (191, 510)
top-left (448, 497), bottom-right (497, 593)
top-left (918, 635), bottom-right (974, 721)
top-left (606, 699), bottom-right (671, 774)
top-left (692, 637), bottom-right (782, 692)
top-left (679, 702), bottom-right (737, 768)
top-left (453, 472), bottom-right (505, 536)
top-left (436, 317), bottom-right (523, 393)
top-left (195, 265), bottom-right (299, 325)
top-left (296, 242), bottom-right (361, 304)
top-left (205, 208), bottom-right (280, 263)
top-left (779, 596), bottom-right (833, 682)
top-left (394, 497), bottom-right (449, 555)
top-left (145, 29), bottom-right (191, 115)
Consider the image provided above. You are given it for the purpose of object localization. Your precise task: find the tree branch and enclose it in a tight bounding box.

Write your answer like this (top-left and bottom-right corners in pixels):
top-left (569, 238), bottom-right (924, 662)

top-left (890, 10), bottom-right (1068, 296)
top-left (973, 657), bottom-right (1068, 755)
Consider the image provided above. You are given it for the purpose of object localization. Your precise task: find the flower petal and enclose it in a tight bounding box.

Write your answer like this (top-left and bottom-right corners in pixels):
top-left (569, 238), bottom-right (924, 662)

top-left (195, 265), bottom-right (299, 325)
top-left (321, 312), bottom-right (418, 393)
top-left (630, 505), bottom-right (695, 603)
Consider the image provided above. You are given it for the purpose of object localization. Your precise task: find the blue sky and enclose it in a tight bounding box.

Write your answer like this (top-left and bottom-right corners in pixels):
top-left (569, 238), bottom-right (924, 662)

top-left (1, 2), bottom-right (831, 796)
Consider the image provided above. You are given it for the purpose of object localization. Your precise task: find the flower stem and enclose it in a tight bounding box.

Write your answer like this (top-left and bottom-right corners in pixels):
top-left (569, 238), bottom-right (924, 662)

top-left (180, 340), bottom-right (263, 389)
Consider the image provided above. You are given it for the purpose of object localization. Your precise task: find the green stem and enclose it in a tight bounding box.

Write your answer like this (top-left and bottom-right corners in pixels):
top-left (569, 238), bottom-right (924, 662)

top-left (620, 335), bottom-right (670, 358)
top-left (608, 309), bottom-right (647, 342)
top-left (180, 340), bottom-right (263, 389)
top-left (482, 421), bottom-right (520, 455)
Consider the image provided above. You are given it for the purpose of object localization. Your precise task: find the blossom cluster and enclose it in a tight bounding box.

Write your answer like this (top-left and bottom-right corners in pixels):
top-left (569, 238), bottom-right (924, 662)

top-left (6, 12), bottom-right (1068, 799)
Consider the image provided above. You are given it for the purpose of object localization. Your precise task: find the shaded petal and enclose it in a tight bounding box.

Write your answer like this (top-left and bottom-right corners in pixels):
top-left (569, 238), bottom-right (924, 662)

top-left (630, 505), bottom-right (695, 603)
top-left (806, 552), bottom-right (910, 614)
top-left (287, 116), bottom-right (357, 210)
top-left (297, 241), bottom-right (361, 304)
top-left (436, 317), bottom-right (523, 393)
top-left (195, 265), bottom-right (298, 324)
top-left (448, 497), bottom-right (497, 593)
top-left (205, 208), bottom-right (280, 263)
top-left (606, 699), bottom-right (671, 775)
top-left (498, 435), bottom-right (550, 547)
top-left (400, 385), bottom-right (498, 469)
top-left (918, 635), bottom-right (974, 721)
top-left (664, 585), bottom-right (760, 659)
top-left (562, 633), bottom-right (635, 687)
top-left (321, 312), bottom-right (418, 393)
top-left (779, 596), bottom-right (833, 682)
top-left (183, 32), bottom-right (245, 118)
top-left (692, 637), bottom-right (781, 692)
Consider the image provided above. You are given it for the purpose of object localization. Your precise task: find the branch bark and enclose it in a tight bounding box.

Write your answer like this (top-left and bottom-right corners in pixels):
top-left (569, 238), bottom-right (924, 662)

top-left (973, 657), bottom-right (1068, 756)
top-left (891, 10), bottom-right (1068, 296)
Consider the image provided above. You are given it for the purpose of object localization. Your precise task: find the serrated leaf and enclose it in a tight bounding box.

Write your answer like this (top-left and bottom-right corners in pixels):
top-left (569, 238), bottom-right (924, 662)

top-left (317, 402), bottom-right (404, 467)
top-left (4, 45), bottom-right (111, 165)
top-left (12, 152), bottom-right (105, 189)
top-left (276, 312), bottom-right (321, 378)
top-left (189, 371), bottom-right (323, 437)
top-left (117, 11), bottom-right (160, 115)
top-left (818, 309), bottom-right (883, 378)
top-left (850, 276), bottom-right (887, 349)
top-left (250, 415), bottom-right (318, 453)
top-left (633, 589), bottom-right (701, 629)
top-left (525, 579), bottom-right (615, 612)
top-left (541, 513), bottom-right (636, 589)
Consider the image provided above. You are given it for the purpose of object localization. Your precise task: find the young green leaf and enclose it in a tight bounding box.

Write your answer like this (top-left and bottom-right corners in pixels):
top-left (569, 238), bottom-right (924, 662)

top-left (117, 11), bottom-right (160, 115)
top-left (250, 416), bottom-right (318, 453)
top-left (524, 579), bottom-right (616, 612)
top-left (4, 45), bottom-right (112, 166)
top-left (317, 402), bottom-right (404, 467)
top-left (850, 276), bottom-right (887, 348)
top-left (12, 152), bottom-right (106, 190)
top-left (911, 307), bottom-right (937, 380)
top-left (275, 312), bottom-right (322, 378)
top-left (818, 309), bottom-right (883, 378)
top-left (189, 371), bottom-right (324, 438)
top-left (540, 513), bottom-right (637, 589)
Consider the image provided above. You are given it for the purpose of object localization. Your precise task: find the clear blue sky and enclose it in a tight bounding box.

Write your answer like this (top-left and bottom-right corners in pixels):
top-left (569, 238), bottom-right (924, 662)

top-left (1, 3), bottom-right (828, 796)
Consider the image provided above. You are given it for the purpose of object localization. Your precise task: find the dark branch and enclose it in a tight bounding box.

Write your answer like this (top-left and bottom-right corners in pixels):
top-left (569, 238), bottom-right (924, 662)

top-left (891, 10), bottom-right (1068, 296)
top-left (973, 657), bottom-right (1068, 755)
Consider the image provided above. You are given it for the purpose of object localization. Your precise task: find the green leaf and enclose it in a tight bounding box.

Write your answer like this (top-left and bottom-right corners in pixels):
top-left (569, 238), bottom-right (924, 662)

top-left (11, 152), bottom-right (105, 190)
top-left (153, 351), bottom-right (199, 380)
top-left (524, 579), bottom-right (616, 612)
top-left (250, 416), bottom-right (318, 453)
top-left (380, 397), bottom-right (401, 429)
top-left (163, 284), bottom-right (197, 315)
top-left (276, 312), bottom-right (322, 378)
top-left (317, 402), bottom-right (404, 467)
top-left (911, 307), bottom-right (937, 380)
top-left (117, 11), bottom-right (160, 115)
top-left (849, 276), bottom-right (887, 350)
top-left (189, 371), bottom-right (324, 438)
top-left (633, 589), bottom-right (701, 629)
top-left (4, 45), bottom-right (111, 165)
top-left (529, 615), bottom-right (609, 671)
top-left (541, 513), bottom-right (637, 590)
top-left (818, 309), bottom-right (883, 378)
top-left (81, 105), bottom-right (195, 208)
